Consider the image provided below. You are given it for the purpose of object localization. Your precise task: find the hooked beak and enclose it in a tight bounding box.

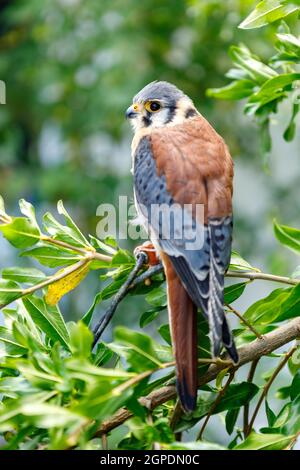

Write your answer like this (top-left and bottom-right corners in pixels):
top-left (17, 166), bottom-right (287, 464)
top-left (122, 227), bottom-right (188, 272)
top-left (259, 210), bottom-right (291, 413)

top-left (125, 103), bottom-right (140, 119)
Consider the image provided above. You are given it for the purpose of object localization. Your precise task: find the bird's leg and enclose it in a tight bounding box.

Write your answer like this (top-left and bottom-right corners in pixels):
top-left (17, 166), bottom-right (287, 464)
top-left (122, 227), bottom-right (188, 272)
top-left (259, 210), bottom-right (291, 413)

top-left (134, 241), bottom-right (160, 266)
top-left (92, 251), bottom-right (148, 346)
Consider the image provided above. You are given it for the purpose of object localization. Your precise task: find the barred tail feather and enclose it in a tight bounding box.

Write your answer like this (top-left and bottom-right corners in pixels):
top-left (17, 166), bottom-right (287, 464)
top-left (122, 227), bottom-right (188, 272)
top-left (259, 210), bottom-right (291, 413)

top-left (161, 253), bottom-right (198, 412)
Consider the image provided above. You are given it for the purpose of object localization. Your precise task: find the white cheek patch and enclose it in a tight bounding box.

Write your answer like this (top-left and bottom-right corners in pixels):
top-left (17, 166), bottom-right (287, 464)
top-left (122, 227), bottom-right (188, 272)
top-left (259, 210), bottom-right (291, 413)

top-left (150, 108), bottom-right (170, 128)
top-left (131, 116), bottom-right (144, 132)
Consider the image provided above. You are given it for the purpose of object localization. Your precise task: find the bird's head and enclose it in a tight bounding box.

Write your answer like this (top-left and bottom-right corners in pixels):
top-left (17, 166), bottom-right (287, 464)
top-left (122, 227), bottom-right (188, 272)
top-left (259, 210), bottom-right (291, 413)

top-left (126, 81), bottom-right (198, 132)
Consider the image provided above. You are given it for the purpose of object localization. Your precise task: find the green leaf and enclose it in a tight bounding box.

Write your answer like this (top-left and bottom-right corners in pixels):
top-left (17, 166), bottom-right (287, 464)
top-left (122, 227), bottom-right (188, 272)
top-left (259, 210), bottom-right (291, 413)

top-left (66, 358), bottom-right (134, 381)
top-left (229, 45), bottom-right (277, 84)
top-left (0, 376), bottom-right (36, 399)
top-left (273, 403), bottom-right (291, 427)
top-left (57, 200), bottom-right (90, 247)
top-left (265, 400), bottom-right (277, 427)
top-left (284, 100), bottom-right (299, 142)
top-left (0, 391), bottom-right (64, 431)
top-left (114, 326), bottom-right (164, 371)
top-left (21, 245), bottom-right (81, 267)
top-left (0, 279), bottom-right (22, 307)
top-left (20, 402), bottom-right (88, 429)
top-left (2, 267), bottom-right (46, 285)
top-left (22, 296), bottom-right (70, 349)
top-left (145, 286), bottom-right (167, 307)
top-left (81, 291), bottom-right (102, 326)
top-left (239, 1), bottom-right (299, 30)
top-left (290, 371), bottom-right (300, 401)
top-left (214, 382), bottom-right (259, 414)
top-left (207, 79), bottom-right (256, 100)
top-left (19, 199), bottom-right (40, 232)
top-left (233, 431), bottom-right (293, 450)
top-left (43, 211), bottom-right (87, 248)
top-left (89, 234), bottom-right (117, 255)
top-left (111, 248), bottom-right (135, 267)
top-left (229, 251), bottom-right (259, 272)
top-left (0, 217), bottom-right (40, 249)
top-left (69, 321), bottom-right (93, 358)
top-left (226, 408), bottom-right (239, 435)
top-left (290, 347), bottom-right (300, 374)
top-left (260, 118), bottom-right (272, 154)
top-left (158, 324), bottom-right (171, 345)
top-left (165, 441), bottom-right (227, 450)
top-left (139, 307), bottom-right (164, 328)
top-left (243, 287), bottom-right (291, 324)
top-left (281, 397), bottom-right (300, 436)
top-left (274, 219), bottom-right (300, 254)
top-left (93, 342), bottom-right (115, 366)
top-left (246, 74), bottom-right (300, 113)
top-left (103, 276), bottom-right (128, 296)
top-left (224, 282), bottom-right (247, 304)
top-left (0, 326), bottom-right (28, 356)
top-left (277, 30), bottom-right (300, 47)
top-left (276, 283), bottom-right (300, 321)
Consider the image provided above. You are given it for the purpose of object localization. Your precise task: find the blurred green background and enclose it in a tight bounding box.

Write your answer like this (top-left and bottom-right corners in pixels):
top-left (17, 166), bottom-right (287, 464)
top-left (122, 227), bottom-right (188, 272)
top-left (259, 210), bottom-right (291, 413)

top-left (0, 0), bottom-right (300, 447)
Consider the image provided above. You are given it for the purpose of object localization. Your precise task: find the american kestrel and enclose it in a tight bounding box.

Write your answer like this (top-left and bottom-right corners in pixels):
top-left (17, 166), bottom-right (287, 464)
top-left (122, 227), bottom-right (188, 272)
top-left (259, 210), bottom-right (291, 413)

top-left (126, 81), bottom-right (238, 412)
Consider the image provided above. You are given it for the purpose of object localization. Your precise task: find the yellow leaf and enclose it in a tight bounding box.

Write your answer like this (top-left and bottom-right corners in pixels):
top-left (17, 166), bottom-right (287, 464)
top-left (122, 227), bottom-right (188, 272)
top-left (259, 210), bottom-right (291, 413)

top-left (45, 262), bottom-right (90, 306)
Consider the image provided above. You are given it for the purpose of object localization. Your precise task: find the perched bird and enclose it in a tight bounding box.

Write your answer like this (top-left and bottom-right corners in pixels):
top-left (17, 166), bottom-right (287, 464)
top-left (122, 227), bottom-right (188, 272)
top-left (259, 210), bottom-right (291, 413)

top-left (126, 81), bottom-right (238, 412)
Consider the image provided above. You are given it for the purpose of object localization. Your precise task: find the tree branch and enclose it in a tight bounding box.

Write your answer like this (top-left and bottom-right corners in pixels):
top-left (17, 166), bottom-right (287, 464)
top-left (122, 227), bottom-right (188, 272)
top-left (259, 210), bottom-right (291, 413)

top-left (225, 303), bottom-right (262, 338)
top-left (96, 317), bottom-right (300, 436)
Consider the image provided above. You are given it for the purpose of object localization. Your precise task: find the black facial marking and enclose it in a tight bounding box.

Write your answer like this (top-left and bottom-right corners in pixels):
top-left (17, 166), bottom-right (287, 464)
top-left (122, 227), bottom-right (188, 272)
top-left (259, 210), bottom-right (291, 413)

top-left (185, 108), bottom-right (197, 119)
top-left (142, 113), bottom-right (151, 127)
top-left (165, 105), bottom-right (177, 124)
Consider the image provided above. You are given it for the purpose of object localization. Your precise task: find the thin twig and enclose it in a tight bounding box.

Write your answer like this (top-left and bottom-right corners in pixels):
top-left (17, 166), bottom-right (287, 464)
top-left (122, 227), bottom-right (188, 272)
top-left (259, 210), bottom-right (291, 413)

top-left (197, 370), bottom-right (235, 440)
top-left (131, 264), bottom-right (299, 289)
top-left (225, 303), bottom-right (262, 339)
top-left (101, 433), bottom-right (108, 450)
top-left (169, 401), bottom-right (183, 431)
top-left (243, 358), bottom-right (259, 438)
top-left (226, 270), bottom-right (299, 286)
top-left (96, 317), bottom-right (300, 436)
top-left (92, 252), bottom-right (148, 346)
top-left (246, 345), bottom-right (297, 435)
top-left (284, 431), bottom-right (300, 450)
top-left (41, 235), bottom-right (112, 262)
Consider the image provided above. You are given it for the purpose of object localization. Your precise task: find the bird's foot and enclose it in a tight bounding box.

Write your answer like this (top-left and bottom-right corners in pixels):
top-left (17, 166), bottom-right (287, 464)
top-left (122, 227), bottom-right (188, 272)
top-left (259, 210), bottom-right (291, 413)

top-left (134, 241), bottom-right (160, 266)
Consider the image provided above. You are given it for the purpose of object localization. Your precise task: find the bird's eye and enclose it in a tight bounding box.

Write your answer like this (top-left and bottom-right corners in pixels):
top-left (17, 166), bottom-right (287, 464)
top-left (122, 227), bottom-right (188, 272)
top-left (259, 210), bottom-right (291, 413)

top-left (145, 101), bottom-right (161, 113)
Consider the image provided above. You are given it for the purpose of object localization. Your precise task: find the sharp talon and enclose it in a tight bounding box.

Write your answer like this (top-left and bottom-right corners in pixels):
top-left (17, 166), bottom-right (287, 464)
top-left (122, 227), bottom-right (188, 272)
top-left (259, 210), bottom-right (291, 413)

top-left (134, 241), bottom-right (160, 266)
top-left (135, 250), bottom-right (148, 263)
